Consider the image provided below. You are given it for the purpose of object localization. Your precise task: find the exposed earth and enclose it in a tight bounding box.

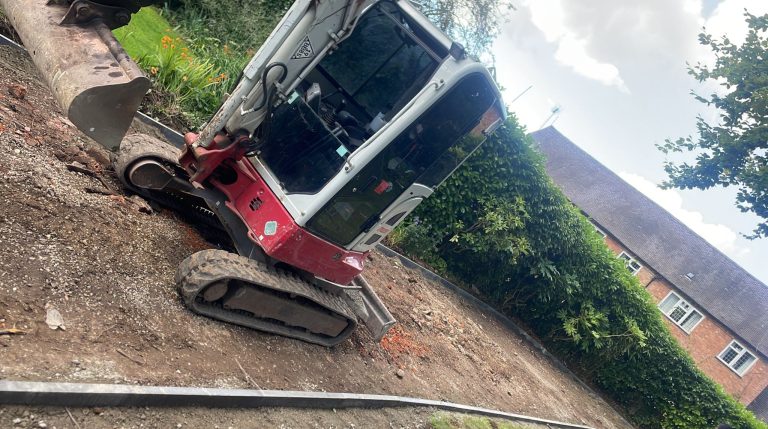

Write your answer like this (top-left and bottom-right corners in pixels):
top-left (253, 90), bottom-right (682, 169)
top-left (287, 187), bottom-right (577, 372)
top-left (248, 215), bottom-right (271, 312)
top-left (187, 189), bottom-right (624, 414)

top-left (0, 406), bottom-right (555, 429)
top-left (0, 44), bottom-right (632, 429)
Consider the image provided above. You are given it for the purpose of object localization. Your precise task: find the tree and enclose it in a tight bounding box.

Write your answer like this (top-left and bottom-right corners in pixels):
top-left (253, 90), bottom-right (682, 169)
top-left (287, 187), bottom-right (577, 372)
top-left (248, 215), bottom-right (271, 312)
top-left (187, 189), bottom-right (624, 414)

top-left (658, 12), bottom-right (768, 238)
top-left (417, 0), bottom-right (515, 56)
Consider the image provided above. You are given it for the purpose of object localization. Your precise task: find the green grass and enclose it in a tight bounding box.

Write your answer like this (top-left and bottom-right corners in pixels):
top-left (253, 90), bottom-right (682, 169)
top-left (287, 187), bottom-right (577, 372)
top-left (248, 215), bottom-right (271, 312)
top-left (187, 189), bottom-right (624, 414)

top-left (108, 2), bottom-right (291, 128)
top-left (114, 7), bottom-right (181, 60)
top-left (113, 6), bottom-right (234, 129)
top-left (429, 413), bottom-right (529, 429)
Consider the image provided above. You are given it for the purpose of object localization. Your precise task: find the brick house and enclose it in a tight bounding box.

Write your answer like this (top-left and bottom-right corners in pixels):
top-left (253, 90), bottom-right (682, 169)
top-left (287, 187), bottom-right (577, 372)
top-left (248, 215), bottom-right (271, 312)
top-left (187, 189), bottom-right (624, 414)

top-left (530, 126), bottom-right (768, 420)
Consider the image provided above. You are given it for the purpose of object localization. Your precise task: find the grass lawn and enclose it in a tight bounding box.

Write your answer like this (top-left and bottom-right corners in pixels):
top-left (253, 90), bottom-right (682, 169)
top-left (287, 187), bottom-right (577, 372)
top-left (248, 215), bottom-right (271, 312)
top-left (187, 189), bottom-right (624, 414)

top-left (114, 7), bottom-right (184, 60)
top-left (429, 413), bottom-right (529, 429)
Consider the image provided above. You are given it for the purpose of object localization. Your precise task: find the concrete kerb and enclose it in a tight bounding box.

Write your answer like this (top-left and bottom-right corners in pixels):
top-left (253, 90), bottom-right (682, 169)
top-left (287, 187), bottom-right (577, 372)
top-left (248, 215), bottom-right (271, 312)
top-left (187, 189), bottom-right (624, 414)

top-left (0, 381), bottom-right (593, 429)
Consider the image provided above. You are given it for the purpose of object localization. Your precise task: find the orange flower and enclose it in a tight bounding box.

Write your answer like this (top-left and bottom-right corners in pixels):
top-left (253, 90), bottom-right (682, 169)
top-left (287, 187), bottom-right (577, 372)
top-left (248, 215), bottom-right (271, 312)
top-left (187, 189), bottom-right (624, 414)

top-left (161, 35), bottom-right (172, 50)
top-left (150, 66), bottom-right (158, 75)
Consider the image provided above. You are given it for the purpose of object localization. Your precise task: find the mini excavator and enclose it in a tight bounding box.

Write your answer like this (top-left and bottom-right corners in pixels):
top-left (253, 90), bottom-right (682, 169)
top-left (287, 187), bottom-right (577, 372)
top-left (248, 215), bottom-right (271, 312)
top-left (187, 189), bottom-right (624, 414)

top-left (0, 0), bottom-right (505, 345)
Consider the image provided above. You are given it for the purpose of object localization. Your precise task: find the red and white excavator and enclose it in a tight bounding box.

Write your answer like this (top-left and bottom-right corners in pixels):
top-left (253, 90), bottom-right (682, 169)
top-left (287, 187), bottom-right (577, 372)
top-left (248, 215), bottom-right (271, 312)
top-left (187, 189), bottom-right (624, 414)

top-left (1, 0), bottom-right (506, 346)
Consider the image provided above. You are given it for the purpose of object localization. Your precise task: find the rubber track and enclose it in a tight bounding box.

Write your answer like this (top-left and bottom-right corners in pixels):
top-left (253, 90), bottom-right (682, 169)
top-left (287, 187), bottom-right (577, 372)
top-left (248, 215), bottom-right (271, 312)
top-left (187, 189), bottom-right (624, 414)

top-left (176, 249), bottom-right (357, 347)
top-left (113, 134), bottom-right (221, 229)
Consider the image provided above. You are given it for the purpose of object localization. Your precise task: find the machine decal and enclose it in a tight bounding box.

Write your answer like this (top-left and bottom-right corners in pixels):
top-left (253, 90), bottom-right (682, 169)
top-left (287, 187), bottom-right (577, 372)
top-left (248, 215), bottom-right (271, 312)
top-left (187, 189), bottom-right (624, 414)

top-left (291, 36), bottom-right (314, 59)
top-left (336, 145), bottom-right (349, 157)
top-left (373, 180), bottom-right (392, 194)
top-left (264, 221), bottom-right (278, 236)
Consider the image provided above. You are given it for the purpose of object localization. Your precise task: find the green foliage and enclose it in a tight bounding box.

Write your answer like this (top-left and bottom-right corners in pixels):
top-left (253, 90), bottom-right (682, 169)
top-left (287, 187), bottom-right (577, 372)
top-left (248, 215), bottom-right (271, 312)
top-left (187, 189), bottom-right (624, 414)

top-left (417, 0), bottom-right (515, 56)
top-left (169, 0), bottom-right (293, 56)
top-left (658, 12), bottom-right (768, 239)
top-left (134, 33), bottom-right (230, 125)
top-left (113, 7), bottom-right (174, 59)
top-left (114, 0), bottom-right (292, 126)
top-left (385, 222), bottom-right (448, 273)
top-left (428, 413), bottom-right (525, 429)
top-left (396, 116), bottom-right (766, 429)
top-left (114, 7), bottom-right (235, 127)
top-left (162, 4), bottom-right (254, 91)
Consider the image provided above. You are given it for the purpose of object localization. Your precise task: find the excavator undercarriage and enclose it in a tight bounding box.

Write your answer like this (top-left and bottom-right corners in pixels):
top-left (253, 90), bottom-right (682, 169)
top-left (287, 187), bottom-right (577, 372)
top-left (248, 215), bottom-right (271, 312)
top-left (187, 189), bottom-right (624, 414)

top-left (114, 134), bottom-right (394, 346)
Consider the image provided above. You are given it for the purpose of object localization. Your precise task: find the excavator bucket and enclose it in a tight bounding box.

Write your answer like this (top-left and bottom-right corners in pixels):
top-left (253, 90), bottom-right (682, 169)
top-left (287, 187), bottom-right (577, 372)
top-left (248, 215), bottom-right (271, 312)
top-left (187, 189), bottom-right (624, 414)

top-left (0, 0), bottom-right (150, 149)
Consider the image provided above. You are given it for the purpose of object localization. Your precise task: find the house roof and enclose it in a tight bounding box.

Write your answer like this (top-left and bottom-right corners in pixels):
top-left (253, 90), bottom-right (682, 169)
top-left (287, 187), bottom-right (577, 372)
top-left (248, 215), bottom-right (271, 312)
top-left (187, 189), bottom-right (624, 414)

top-left (530, 126), bottom-right (768, 359)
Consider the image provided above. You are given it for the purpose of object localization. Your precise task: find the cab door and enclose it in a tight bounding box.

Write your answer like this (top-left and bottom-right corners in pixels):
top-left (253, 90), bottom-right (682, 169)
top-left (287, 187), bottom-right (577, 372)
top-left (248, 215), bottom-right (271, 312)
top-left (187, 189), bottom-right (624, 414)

top-left (350, 184), bottom-right (432, 252)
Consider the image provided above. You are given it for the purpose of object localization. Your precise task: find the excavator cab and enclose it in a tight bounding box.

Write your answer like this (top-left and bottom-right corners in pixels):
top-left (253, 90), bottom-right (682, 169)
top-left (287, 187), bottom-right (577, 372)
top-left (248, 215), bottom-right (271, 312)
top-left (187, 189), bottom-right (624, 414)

top-left (1, 0), bottom-right (506, 346)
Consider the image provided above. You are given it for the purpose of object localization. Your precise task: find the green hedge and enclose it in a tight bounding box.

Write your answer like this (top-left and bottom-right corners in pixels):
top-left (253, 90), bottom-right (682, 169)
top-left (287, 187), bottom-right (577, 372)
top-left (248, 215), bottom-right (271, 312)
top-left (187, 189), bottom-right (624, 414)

top-left (392, 116), bottom-right (766, 429)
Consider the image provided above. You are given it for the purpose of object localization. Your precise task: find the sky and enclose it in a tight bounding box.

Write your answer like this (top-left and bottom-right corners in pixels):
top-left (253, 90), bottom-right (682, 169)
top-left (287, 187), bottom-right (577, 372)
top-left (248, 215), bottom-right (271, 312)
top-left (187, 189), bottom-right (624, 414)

top-left (491, 0), bottom-right (768, 284)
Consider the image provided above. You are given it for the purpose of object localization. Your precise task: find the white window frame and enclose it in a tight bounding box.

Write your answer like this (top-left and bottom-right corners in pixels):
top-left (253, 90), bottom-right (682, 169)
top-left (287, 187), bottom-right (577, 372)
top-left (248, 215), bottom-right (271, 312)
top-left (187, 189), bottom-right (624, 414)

top-left (618, 251), bottom-right (642, 275)
top-left (718, 340), bottom-right (758, 377)
top-left (658, 291), bottom-right (705, 334)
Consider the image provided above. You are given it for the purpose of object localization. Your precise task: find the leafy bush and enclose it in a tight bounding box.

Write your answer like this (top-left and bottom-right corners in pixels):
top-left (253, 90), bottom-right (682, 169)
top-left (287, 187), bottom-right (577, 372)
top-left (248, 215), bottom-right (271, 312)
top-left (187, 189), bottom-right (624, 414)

top-left (167, 0), bottom-right (293, 60)
top-left (396, 116), bottom-right (767, 429)
top-left (115, 7), bottom-right (234, 127)
top-left (116, 1), bottom-right (291, 126)
top-left (135, 34), bottom-right (230, 125)
top-left (386, 221), bottom-right (448, 273)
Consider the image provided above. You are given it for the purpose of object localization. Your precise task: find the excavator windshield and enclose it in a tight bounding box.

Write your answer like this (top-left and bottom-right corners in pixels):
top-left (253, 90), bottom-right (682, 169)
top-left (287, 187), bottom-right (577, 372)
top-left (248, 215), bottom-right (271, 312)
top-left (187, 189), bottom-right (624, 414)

top-left (318, 0), bottom-right (446, 120)
top-left (307, 72), bottom-right (502, 246)
top-left (258, 0), bottom-right (446, 194)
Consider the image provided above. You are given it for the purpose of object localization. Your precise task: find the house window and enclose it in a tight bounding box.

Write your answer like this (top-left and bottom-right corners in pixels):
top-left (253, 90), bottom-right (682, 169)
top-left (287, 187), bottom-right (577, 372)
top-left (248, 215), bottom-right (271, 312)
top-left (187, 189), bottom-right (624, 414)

top-left (618, 251), bottom-right (642, 275)
top-left (719, 340), bottom-right (757, 376)
top-left (658, 291), bottom-right (704, 333)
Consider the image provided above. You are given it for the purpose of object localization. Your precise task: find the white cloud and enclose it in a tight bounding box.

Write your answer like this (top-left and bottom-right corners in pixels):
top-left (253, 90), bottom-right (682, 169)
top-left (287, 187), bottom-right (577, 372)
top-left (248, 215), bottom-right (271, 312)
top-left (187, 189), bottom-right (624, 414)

top-left (706, 0), bottom-right (768, 44)
top-left (619, 172), bottom-right (750, 257)
top-left (554, 37), bottom-right (629, 92)
top-left (689, 0), bottom-right (768, 66)
top-left (524, 0), bottom-right (629, 92)
top-left (683, 0), bottom-right (703, 17)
